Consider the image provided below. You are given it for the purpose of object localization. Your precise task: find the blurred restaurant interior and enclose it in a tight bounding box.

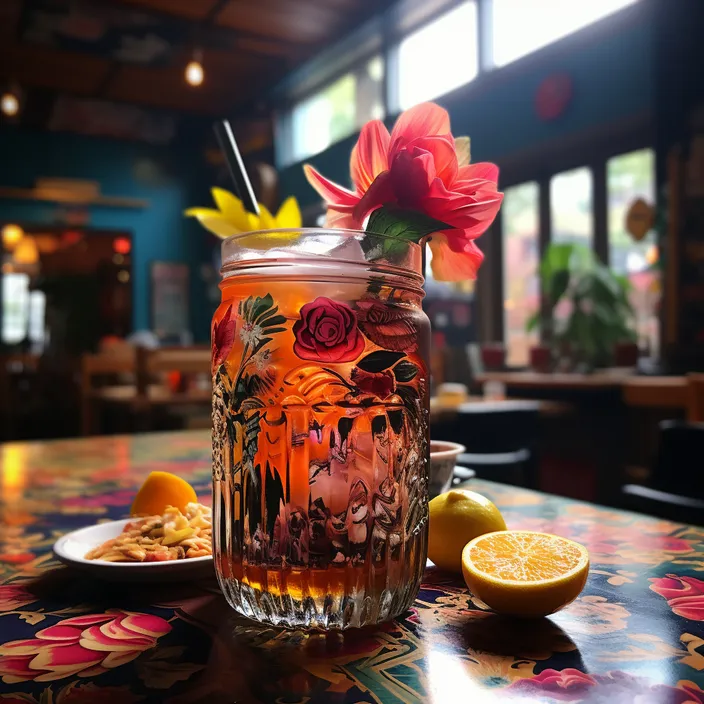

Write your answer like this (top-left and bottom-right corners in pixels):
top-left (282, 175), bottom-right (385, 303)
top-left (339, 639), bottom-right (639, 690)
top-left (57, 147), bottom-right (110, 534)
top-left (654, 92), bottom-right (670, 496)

top-left (1, 0), bottom-right (703, 518)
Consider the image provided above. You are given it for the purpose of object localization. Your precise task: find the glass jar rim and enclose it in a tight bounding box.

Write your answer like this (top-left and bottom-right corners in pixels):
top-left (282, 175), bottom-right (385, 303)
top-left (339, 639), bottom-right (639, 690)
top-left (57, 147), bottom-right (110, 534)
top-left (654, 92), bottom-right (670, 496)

top-left (220, 227), bottom-right (425, 287)
top-left (221, 227), bottom-right (422, 249)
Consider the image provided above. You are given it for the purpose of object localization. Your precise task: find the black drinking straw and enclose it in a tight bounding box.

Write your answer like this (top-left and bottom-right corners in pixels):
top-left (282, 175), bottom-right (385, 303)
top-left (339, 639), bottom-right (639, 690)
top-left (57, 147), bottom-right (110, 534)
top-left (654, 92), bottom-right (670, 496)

top-left (213, 119), bottom-right (260, 217)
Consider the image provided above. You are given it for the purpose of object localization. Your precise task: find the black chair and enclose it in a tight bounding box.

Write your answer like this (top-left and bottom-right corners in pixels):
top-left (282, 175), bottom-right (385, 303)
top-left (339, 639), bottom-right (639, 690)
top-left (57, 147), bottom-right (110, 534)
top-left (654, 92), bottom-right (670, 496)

top-left (437, 400), bottom-right (541, 489)
top-left (622, 420), bottom-right (704, 525)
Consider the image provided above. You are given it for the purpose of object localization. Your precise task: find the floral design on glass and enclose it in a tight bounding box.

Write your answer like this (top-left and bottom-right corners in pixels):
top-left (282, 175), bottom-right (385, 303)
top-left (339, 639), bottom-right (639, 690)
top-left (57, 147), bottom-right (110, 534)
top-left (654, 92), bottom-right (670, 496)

top-left (211, 303), bottom-right (236, 371)
top-left (356, 298), bottom-right (419, 353)
top-left (292, 297), bottom-right (365, 363)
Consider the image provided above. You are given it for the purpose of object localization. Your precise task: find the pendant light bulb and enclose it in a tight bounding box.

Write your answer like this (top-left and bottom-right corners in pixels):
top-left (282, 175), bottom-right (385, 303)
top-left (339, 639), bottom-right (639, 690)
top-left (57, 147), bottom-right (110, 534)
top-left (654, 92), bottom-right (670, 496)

top-left (185, 51), bottom-right (204, 87)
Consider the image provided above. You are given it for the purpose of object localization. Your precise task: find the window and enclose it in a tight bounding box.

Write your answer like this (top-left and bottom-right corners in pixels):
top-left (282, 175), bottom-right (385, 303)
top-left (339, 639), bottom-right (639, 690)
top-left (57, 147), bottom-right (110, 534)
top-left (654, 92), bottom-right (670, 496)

top-left (503, 182), bottom-right (540, 366)
top-left (290, 56), bottom-right (385, 163)
top-left (491, 0), bottom-right (639, 67)
top-left (551, 167), bottom-right (593, 247)
top-left (2, 273), bottom-right (30, 345)
top-left (397, 2), bottom-right (478, 110)
top-left (28, 290), bottom-right (46, 349)
top-left (608, 148), bottom-right (659, 354)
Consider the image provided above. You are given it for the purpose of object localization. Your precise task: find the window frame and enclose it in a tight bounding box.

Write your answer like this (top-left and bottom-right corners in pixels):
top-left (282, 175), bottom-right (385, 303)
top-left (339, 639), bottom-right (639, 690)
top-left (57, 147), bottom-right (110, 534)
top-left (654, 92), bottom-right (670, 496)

top-left (275, 0), bottom-right (643, 168)
top-left (496, 133), bottom-right (657, 365)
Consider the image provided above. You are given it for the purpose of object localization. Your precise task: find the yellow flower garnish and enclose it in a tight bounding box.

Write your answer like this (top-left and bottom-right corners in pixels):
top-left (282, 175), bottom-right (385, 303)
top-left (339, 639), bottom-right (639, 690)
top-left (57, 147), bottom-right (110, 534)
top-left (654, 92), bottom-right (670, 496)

top-left (184, 188), bottom-right (302, 247)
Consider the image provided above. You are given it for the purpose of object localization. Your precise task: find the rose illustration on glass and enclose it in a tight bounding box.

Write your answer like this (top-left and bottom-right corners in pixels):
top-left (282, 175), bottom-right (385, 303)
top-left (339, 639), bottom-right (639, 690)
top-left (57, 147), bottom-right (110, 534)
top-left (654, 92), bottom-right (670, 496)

top-left (293, 297), bottom-right (365, 363)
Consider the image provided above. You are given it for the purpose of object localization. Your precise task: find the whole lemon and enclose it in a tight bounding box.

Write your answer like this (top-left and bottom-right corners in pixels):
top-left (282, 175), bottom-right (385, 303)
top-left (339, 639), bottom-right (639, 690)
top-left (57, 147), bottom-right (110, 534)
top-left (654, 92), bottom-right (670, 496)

top-left (427, 489), bottom-right (507, 572)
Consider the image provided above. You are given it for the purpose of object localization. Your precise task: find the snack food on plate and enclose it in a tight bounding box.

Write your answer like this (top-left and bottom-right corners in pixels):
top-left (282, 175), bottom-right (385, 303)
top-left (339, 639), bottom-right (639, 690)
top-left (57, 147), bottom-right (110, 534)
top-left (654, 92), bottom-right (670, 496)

top-left (85, 503), bottom-right (211, 562)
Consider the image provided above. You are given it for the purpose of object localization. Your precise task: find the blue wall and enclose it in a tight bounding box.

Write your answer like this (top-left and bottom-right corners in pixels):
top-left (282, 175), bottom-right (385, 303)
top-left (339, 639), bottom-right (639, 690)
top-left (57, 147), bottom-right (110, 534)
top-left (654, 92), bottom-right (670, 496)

top-left (0, 127), bottom-right (213, 341)
top-left (279, 3), bottom-right (654, 206)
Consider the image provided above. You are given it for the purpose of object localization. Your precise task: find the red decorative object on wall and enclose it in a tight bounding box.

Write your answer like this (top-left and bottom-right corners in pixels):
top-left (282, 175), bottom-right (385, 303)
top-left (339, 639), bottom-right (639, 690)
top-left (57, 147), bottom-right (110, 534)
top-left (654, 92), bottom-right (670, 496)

top-left (113, 236), bottom-right (131, 255)
top-left (535, 73), bottom-right (573, 121)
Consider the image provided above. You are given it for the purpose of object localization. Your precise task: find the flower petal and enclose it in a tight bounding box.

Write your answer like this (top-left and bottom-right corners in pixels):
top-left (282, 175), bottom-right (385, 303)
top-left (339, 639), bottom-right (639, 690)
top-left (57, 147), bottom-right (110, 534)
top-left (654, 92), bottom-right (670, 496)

top-left (389, 102), bottom-right (451, 158)
top-left (184, 213), bottom-right (242, 239)
top-left (324, 205), bottom-right (358, 229)
top-left (353, 171), bottom-right (395, 223)
top-left (351, 120), bottom-right (390, 191)
top-left (428, 232), bottom-right (484, 281)
top-left (455, 136), bottom-right (471, 167)
top-left (303, 164), bottom-right (358, 206)
top-left (29, 643), bottom-right (103, 679)
top-left (211, 188), bottom-right (250, 228)
top-left (458, 162), bottom-right (500, 184)
top-left (118, 613), bottom-right (172, 639)
top-left (256, 204), bottom-right (276, 230)
top-left (407, 136), bottom-right (458, 186)
top-left (274, 196), bottom-right (303, 228)
top-left (0, 639), bottom-right (45, 656)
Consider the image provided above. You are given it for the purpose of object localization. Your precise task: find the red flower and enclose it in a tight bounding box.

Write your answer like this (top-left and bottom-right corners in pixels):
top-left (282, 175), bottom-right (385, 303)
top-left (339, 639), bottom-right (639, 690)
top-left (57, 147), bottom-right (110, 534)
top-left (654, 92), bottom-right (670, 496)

top-left (293, 297), bottom-right (364, 363)
top-left (0, 584), bottom-right (36, 613)
top-left (0, 610), bottom-right (171, 684)
top-left (356, 300), bottom-right (418, 352)
top-left (304, 102), bottom-right (503, 281)
top-left (351, 368), bottom-right (395, 399)
top-left (212, 303), bottom-right (236, 370)
top-left (650, 574), bottom-right (704, 620)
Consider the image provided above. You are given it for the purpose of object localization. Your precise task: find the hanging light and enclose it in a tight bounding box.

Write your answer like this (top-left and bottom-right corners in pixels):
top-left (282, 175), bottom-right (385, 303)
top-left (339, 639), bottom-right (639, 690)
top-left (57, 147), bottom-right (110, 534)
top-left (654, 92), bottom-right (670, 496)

top-left (185, 50), bottom-right (204, 87)
top-left (13, 236), bottom-right (39, 265)
top-left (1, 91), bottom-right (19, 117)
top-left (2, 224), bottom-right (24, 250)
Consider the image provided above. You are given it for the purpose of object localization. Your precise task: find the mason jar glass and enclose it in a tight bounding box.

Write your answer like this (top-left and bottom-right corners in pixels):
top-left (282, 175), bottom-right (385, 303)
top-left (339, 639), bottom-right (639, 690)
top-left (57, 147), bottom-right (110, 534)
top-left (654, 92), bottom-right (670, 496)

top-left (211, 229), bottom-right (430, 629)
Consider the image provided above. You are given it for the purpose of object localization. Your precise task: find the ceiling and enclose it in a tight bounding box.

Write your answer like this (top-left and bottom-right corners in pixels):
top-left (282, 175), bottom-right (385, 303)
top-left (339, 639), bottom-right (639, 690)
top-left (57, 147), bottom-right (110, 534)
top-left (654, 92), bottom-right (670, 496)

top-left (0, 0), bottom-right (389, 149)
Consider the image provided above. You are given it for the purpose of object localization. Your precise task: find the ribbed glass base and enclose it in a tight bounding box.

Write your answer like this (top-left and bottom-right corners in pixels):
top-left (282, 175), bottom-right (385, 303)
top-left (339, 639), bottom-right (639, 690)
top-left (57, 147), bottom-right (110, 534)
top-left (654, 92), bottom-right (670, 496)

top-left (215, 527), bottom-right (427, 630)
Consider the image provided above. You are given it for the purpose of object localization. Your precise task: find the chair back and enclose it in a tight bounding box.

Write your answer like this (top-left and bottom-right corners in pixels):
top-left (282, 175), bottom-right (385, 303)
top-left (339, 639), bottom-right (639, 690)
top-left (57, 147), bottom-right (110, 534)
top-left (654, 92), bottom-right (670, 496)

top-left (140, 346), bottom-right (211, 375)
top-left (651, 420), bottom-right (704, 499)
top-left (136, 346), bottom-right (211, 395)
top-left (80, 348), bottom-right (136, 434)
top-left (452, 401), bottom-right (541, 454)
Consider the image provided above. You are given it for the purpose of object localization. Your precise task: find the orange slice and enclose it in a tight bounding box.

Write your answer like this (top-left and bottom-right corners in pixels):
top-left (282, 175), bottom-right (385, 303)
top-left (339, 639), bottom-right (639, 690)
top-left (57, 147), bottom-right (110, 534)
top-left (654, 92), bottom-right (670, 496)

top-left (462, 531), bottom-right (589, 617)
top-left (131, 471), bottom-right (198, 517)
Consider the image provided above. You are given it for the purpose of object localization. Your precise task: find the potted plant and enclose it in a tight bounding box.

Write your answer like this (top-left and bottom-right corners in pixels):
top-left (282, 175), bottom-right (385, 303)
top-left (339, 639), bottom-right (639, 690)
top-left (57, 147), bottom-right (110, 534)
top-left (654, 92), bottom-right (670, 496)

top-left (527, 243), bottom-right (636, 371)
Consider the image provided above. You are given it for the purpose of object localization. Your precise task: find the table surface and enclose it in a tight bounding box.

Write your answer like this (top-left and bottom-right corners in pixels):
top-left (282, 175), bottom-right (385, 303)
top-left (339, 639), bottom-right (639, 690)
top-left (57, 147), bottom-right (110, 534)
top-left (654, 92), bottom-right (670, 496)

top-left (476, 372), bottom-right (689, 407)
top-left (1, 431), bottom-right (704, 703)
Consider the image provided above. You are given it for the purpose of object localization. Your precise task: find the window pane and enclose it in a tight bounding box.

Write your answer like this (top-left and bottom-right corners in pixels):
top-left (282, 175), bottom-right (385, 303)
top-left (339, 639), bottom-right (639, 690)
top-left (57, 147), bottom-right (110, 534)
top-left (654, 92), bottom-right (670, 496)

top-left (291, 56), bottom-right (385, 162)
top-left (28, 290), bottom-right (46, 346)
top-left (398, 2), bottom-right (478, 110)
top-left (492, 0), bottom-right (638, 67)
top-left (608, 148), bottom-right (659, 354)
top-left (551, 167), bottom-right (593, 247)
top-left (503, 182), bottom-right (540, 366)
top-left (2, 273), bottom-right (29, 345)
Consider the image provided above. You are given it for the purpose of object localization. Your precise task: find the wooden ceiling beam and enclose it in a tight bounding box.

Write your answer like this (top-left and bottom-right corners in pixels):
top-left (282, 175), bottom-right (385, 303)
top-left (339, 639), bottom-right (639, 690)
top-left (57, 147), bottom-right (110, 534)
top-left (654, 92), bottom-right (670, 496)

top-left (88, 0), bottom-right (311, 56)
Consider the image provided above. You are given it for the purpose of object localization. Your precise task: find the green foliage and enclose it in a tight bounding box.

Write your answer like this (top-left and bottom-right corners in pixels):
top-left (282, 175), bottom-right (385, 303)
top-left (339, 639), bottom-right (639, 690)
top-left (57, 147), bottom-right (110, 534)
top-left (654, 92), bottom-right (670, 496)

top-left (364, 205), bottom-right (451, 260)
top-left (529, 243), bottom-right (636, 369)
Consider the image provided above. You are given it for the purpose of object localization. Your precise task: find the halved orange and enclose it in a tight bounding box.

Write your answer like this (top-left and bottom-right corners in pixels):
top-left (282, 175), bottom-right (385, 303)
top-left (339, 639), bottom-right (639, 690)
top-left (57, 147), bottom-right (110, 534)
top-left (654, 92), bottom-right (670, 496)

top-left (131, 471), bottom-right (198, 517)
top-left (462, 531), bottom-right (589, 617)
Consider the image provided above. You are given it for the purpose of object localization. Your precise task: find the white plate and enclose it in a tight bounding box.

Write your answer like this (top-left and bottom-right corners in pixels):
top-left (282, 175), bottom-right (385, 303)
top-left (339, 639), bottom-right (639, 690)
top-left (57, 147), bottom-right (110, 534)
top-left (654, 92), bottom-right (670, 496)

top-left (53, 519), bottom-right (215, 583)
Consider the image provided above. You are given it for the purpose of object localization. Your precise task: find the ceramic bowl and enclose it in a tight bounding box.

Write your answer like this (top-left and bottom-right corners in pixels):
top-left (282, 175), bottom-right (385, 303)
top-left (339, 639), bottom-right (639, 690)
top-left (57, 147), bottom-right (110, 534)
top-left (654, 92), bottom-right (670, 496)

top-left (429, 440), bottom-right (466, 497)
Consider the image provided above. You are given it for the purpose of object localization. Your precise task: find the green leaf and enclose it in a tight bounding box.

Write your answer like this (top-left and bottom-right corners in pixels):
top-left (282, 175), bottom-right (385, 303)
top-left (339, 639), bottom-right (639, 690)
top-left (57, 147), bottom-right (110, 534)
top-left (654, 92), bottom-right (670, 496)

top-left (365, 206), bottom-right (452, 259)
top-left (525, 311), bottom-right (541, 332)
top-left (251, 294), bottom-right (274, 322)
top-left (357, 351), bottom-right (405, 373)
top-left (393, 360), bottom-right (419, 382)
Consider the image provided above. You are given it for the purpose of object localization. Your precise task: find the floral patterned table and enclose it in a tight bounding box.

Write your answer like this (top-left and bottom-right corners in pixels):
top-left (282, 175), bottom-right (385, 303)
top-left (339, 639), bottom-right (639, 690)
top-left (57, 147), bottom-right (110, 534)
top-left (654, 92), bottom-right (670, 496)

top-left (1, 431), bottom-right (703, 703)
